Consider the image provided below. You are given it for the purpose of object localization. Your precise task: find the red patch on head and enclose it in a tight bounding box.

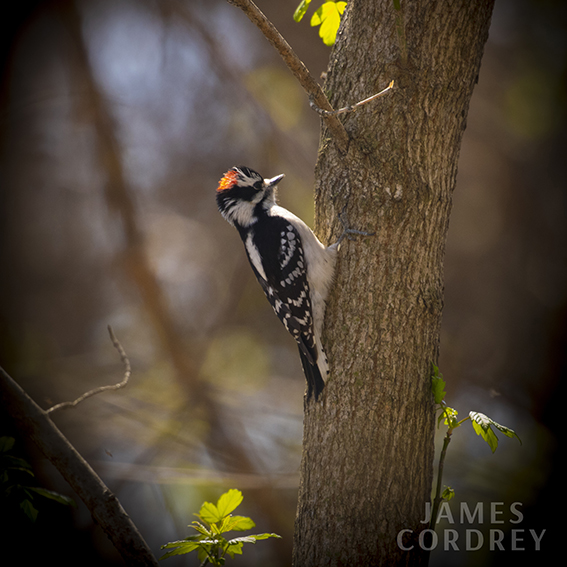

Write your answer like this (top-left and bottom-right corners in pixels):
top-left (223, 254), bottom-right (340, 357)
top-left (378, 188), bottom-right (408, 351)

top-left (217, 169), bottom-right (238, 192)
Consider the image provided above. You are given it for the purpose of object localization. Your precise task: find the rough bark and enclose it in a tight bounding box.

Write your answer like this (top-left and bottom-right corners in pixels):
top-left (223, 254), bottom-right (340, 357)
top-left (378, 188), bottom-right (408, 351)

top-left (294, 1), bottom-right (495, 566)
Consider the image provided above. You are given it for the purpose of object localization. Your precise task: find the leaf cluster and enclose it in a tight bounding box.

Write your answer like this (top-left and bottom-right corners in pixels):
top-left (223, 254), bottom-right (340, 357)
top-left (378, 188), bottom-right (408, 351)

top-left (0, 436), bottom-right (75, 522)
top-left (432, 365), bottom-right (522, 453)
top-left (294, 1), bottom-right (347, 46)
top-left (429, 366), bottom-right (522, 527)
top-left (160, 489), bottom-right (280, 565)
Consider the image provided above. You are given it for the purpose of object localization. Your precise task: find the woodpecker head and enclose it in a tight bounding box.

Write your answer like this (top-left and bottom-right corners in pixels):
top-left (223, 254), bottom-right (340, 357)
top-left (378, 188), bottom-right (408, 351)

top-left (216, 166), bottom-right (284, 228)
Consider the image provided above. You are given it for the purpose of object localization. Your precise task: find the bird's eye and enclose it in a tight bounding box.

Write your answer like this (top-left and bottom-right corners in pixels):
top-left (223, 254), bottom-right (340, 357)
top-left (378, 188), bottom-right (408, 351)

top-left (253, 180), bottom-right (263, 190)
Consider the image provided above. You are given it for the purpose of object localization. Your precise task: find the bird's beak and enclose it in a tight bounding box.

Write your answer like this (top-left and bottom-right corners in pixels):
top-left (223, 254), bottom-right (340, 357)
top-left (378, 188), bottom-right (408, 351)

top-left (264, 173), bottom-right (285, 188)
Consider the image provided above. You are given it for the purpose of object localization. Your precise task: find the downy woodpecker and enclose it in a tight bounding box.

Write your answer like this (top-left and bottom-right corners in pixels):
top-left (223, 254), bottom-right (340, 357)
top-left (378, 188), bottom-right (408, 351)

top-left (216, 166), bottom-right (340, 400)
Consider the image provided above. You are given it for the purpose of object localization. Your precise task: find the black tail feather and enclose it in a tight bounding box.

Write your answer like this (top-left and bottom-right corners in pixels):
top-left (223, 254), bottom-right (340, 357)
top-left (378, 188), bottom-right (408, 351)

top-left (298, 347), bottom-right (325, 401)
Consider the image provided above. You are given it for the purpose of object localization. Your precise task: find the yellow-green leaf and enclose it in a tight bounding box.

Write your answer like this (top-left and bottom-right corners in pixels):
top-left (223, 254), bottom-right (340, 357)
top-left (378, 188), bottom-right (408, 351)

top-left (199, 501), bottom-right (222, 524)
top-left (469, 411), bottom-right (521, 453)
top-left (431, 367), bottom-right (446, 404)
top-left (160, 540), bottom-right (201, 559)
top-left (216, 489), bottom-right (243, 518)
top-left (222, 515), bottom-right (256, 532)
top-left (293, 0), bottom-right (313, 22)
top-left (310, 2), bottom-right (347, 46)
top-left (441, 486), bottom-right (455, 501)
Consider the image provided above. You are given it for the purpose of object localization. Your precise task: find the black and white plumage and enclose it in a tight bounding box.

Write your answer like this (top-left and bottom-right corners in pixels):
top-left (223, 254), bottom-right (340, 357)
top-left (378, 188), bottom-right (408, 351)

top-left (216, 166), bottom-right (338, 400)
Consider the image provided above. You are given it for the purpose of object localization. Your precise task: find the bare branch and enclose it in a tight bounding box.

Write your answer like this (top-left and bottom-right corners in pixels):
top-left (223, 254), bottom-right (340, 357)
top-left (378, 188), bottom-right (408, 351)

top-left (310, 80), bottom-right (395, 117)
top-left (226, 0), bottom-right (350, 152)
top-left (46, 326), bottom-right (131, 415)
top-left (0, 365), bottom-right (159, 566)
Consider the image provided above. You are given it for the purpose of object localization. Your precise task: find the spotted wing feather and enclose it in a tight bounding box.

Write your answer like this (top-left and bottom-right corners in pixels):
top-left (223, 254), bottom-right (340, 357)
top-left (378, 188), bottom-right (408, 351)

top-left (247, 221), bottom-right (324, 398)
top-left (259, 223), bottom-right (316, 359)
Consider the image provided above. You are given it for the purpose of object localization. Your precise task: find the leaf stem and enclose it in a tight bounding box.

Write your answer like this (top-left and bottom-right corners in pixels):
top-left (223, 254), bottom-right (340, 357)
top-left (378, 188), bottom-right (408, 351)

top-left (430, 428), bottom-right (452, 530)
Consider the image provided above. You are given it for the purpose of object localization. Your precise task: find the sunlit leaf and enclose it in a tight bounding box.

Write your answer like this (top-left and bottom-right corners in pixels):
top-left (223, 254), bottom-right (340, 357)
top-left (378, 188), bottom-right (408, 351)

top-left (228, 533), bottom-right (282, 545)
top-left (311, 2), bottom-right (347, 46)
top-left (431, 365), bottom-right (446, 404)
top-left (199, 501), bottom-right (222, 524)
top-left (469, 411), bottom-right (521, 453)
top-left (190, 521), bottom-right (212, 536)
top-left (162, 491), bottom-right (281, 563)
top-left (216, 489), bottom-right (243, 518)
top-left (197, 545), bottom-right (211, 564)
top-left (293, 0), bottom-right (313, 22)
top-left (438, 406), bottom-right (458, 429)
top-left (160, 540), bottom-right (202, 559)
top-left (161, 539), bottom-right (200, 550)
top-left (209, 521), bottom-right (222, 535)
top-left (225, 541), bottom-right (244, 559)
top-left (441, 486), bottom-right (455, 501)
top-left (221, 515), bottom-right (256, 532)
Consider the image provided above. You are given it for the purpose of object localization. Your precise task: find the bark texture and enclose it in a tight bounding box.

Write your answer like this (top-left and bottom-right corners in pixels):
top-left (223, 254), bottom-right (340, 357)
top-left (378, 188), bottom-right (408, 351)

top-left (293, 1), bottom-right (495, 566)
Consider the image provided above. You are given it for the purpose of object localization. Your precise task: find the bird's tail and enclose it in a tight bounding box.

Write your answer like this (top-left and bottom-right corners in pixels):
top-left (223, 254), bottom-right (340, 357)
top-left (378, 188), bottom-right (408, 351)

top-left (298, 347), bottom-right (326, 401)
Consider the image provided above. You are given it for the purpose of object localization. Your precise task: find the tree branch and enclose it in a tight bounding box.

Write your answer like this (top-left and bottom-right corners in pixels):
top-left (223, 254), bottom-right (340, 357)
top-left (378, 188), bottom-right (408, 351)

top-left (46, 326), bottom-right (130, 414)
top-left (226, 0), bottom-right (350, 152)
top-left (310, 80), bottom-right (395, 117)
top-left (0, 365), bottom-right (159, 567)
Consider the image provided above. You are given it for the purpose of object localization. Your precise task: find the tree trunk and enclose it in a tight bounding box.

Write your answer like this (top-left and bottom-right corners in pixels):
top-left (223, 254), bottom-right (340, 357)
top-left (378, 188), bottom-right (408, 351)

top-left (293, 1), bottom-right (495, 566)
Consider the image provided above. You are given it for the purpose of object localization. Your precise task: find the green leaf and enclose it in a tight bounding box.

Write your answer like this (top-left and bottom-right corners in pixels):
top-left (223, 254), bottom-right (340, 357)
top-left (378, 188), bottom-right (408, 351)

top-left (221, 515), bottom-right (256, 532)
top-left (161, 539), bottom-right (200, 550)
top-left (227, 533), bottom-right (282, 545)
top-left (0, 436), bottom-right (15, 453)
top-left (2, 455), bottom-right (35, 475)
top-left (469, 411), bottom-right (522, 453)
top-left (253, 533), bottom-right (282, 541)
top-left (183, 534), bottom-right (203, 542)
top-left (26, 487), bottom-right (76, 507)
top-left (199, 501), bottom-right (223, 524)
top-left (225, 541), bottom-right (244, 559)
top-left (216, 489), bottom-right (243, 518)
top-left (310, 2), bottom-right (347, 46)
top-left (162, 490), bottom-right (281, 563)
top-left (441, 486), bottom-right (455, 501)
top-left (438, 406), bottom-right (459, 429)
top-left (197, 546), bottom-right (211, 564)
top-left (190, 521), bottom-right (212, 537)
top-left (431, 365), bottom-right (446, 404)
top-left (160, 540), bottom-right (202, 559)
top-left (293, 0), bottom-right (313, 22)
top-left (20, 499), bottom-right (38, 522)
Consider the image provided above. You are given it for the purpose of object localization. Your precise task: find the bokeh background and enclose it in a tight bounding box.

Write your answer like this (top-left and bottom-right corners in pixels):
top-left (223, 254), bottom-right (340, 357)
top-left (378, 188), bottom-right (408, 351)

top-left (1, 0), bottom-right (565, 566)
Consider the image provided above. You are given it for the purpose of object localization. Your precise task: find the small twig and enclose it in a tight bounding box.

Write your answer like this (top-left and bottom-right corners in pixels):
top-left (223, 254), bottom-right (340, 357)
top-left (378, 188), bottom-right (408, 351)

top-left (46, 326), bottom-right (131, 414)
top-left (310, 80), bottom-right (395, 117)
top-left (336, 206), bottom-right (375, 245)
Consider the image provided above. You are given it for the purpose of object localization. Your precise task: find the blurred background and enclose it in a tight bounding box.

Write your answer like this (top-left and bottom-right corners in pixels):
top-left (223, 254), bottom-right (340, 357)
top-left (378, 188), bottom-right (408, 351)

top-left (0, 0), bottom-right (565, 566)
